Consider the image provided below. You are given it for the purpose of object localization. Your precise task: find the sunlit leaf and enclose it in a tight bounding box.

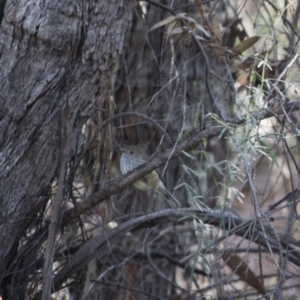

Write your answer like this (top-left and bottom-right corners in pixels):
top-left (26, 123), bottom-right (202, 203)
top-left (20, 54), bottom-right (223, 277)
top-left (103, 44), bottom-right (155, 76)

top-left (148, 15), bottom-right (177, 32)
top-left (257, 139), bottom-right (279, 167)
top-left (195, 23), bottom-right (210, 37)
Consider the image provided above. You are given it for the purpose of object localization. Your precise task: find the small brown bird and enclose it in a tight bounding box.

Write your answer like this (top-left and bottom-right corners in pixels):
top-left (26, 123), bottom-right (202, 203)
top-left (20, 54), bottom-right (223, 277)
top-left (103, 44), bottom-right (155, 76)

top-left (120, 145), bottom-right (181, 209)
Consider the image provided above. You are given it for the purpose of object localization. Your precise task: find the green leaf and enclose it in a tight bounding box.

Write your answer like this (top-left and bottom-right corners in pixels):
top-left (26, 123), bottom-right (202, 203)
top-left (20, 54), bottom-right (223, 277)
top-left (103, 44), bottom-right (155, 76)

top-left (257, 139), bottom-right (279, 167)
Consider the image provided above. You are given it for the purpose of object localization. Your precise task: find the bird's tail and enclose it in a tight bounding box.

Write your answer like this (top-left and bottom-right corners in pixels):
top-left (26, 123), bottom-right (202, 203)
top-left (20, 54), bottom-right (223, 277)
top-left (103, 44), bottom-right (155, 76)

top-left (147, 173), bottom-right (181, 209)
top-left (163, 189), bottom-right (181, 209)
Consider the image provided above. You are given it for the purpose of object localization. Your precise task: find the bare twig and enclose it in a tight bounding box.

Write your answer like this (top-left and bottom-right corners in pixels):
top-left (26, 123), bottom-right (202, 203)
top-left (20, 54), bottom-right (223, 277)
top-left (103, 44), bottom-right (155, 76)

top-left (42, 103), bottom-right (70, 299)
top-left (62, 100), bottom-right (300, 225)
top-left (99, 111), bottom-right (173, 144)
top-left (32, 206), bottom-right (300, 298)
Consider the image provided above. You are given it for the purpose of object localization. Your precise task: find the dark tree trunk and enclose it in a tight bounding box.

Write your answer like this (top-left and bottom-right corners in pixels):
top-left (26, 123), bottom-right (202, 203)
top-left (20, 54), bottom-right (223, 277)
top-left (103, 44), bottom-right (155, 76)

top-left (0, 0), bottom-right (134, 296)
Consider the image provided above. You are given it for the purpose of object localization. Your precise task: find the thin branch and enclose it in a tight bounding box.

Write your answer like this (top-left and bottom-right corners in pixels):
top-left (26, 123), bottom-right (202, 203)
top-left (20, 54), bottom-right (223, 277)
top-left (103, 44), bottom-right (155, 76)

top-left (42, 104), bottom-right (70, 300)
top-left (140, 0), bottom-right (175, 15)
top-left (99, 111), bottom-right (173, 144)
top-left (62, 100), bottom-right (300, 225)
top-left (32, 206), bottom-right (300, 298)
top-left (90, 279), bottom-right (166, 300)
top-left (264, 0), bottom-right (300, 39)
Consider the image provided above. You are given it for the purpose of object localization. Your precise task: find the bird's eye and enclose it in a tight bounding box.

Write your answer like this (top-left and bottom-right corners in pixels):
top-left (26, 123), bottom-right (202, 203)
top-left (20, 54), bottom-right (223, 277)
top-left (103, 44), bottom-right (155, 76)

top-left (130, 150), bottom-right (134, 154)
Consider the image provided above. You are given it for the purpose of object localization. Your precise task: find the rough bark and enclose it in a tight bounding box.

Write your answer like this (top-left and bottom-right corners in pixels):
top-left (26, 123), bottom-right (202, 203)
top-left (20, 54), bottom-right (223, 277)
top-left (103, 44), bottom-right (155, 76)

top-left (0, 0), bottom-right (134, 291)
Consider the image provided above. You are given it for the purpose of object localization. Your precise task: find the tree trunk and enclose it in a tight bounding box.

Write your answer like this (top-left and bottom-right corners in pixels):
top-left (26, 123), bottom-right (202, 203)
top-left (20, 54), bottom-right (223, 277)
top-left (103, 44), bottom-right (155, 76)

top-left (0, 0), bottom-right (134, 295)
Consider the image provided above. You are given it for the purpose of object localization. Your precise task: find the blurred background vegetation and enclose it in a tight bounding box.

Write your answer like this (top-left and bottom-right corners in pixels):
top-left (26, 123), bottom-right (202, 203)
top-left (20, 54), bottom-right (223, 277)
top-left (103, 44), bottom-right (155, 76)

top-left (70, 1), bottom-right (300, 299)
top-left (5, 0), bottom-right (300, 299)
